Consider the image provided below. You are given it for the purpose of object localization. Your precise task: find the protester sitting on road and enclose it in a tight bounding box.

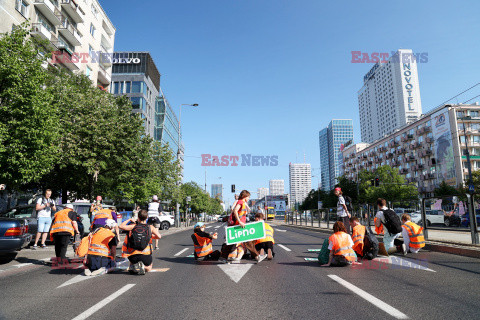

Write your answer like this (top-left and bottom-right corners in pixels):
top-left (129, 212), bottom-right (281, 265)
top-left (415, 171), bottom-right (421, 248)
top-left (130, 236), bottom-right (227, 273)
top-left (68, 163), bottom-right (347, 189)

top-left (91, 207), bottom-right (120, 257)
top-left (191, 222), bottom-right (220, 261)
top-left (50, 204), bottom-right (80, 260)
top-left (350, 217), bottom-right (365, 258)
top-left (334, 188), bottom-right (351, 234)
top-left (120, 209), bottom-right (161, 275)
top-left (84, 219), bottom-right (117, 276)
top-left (393, 214), bottom-right (425, 254)
top-left (321, 221), bottom-right (356, 267)
top-left (254, 212), bottom-right (275, 260)
top-left (374, 217), bottom-right (384, 235)
top-left (33, 189), bottom-right (56, 249)
top-left (375, 198), bottom-right (404, 255)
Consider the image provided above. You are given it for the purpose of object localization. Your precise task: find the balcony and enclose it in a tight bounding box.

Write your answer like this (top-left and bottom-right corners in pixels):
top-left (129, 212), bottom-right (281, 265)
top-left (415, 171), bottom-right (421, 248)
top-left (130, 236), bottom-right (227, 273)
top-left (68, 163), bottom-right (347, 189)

top-left (60, 0), bottom-right (83, 23)
top-left (425, 149), bottom-right (433, 156)
top-left (400, 168), bottom-right (408, 174)
top-left (386, 152), bottom-right (394, 159)
top-left (425, 137), bottom-right (433, 143)
top-left (428, 159), bottom-right (436, 166)
top-left (97, 65), bottom-right (111, 85)
top-left (362, 154), bottom-right (367, 159)
top-left (51, 42), bottom-right (80, 70)
top-left (34, 0), bottom-right (62, 26)
top-left (407, 134), bottom-right (414, 140)
top-left (427, 173), bottom-right (435, 180)
top-left (31, 23), bottom-right (53, 41)
top-left (424, 126), bottom-right (432, 133)
top-left (102, 20), bottom-right (114, 36)
top-left (57, 18), bottom-right (81, 46)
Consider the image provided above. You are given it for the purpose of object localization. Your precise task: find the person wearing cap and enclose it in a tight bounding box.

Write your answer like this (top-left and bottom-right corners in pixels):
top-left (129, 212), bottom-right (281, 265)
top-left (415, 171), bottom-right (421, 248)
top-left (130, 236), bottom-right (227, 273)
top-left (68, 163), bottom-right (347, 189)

top-left (50, 204), bottom-right (80, 260)
top-left (83, 219), bottom-right (118, 276)
top-left (148, 195), bottom-right (161, 250)
top-left (334, 187), bottom-right (351, 234)
top-left (191, 222), bottom-right (221, 261)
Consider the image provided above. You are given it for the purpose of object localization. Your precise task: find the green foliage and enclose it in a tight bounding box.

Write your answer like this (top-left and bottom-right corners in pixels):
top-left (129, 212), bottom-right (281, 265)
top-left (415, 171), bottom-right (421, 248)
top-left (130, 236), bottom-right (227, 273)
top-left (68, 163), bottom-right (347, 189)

top-left (434, 181), bottom-right (460, 197)
top-left (180, 181), bottom-right (223, 215)
top-left (0, 24), bottom-right (59, 189)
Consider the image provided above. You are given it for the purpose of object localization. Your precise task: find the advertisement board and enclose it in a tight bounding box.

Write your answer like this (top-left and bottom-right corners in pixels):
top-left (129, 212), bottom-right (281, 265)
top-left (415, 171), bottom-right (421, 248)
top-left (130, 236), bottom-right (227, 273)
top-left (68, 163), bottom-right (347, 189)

top-left (431, 109), bottom-right (456, 186)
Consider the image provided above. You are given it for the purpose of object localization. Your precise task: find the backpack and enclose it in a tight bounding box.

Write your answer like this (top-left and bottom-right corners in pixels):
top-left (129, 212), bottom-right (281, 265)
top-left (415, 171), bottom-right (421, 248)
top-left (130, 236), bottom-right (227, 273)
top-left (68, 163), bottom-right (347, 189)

top-left (344, 196), bottom-right (353, 213)
top-left (362, 226), bottom-right (379, 260)
top-left (228, 200), bottom-right (245, 226)
top-left (75, 235), bottom-right (91, 257)
top-left (381, 209), bottom-right (402, 234)
top-left (128, 223), bottom-right (152, 250)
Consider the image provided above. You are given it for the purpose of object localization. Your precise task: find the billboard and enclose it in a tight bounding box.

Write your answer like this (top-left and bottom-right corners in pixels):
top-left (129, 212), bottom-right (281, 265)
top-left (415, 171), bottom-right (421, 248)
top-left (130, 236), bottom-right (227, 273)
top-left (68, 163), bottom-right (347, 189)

top-left (431, 109), bottom-right (456, 186)
top-left (265, 195), bottom-right (287, 212)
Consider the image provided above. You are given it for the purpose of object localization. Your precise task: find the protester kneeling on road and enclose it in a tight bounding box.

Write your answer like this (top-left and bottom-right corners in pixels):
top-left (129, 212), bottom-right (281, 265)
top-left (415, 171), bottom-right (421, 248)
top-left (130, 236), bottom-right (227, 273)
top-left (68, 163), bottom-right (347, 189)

top-left (321, 221), bottom-right (357, 267)
top-left (350, 217), bottom-right (365, 258)
top-left (192, 222), bottom-right (221, 261)
top-left (254, 212), bottom-right (275, 260)
top-left (375, 198), bottom-right (403, 255)
top-left (82, 219), bottom-right (118, 276)
top-left (393, 214), bottom-right (425, 254)
top-left (50, 204), bottom-right (80, 260)
top-left (120, 209), bottom-right (161, 275)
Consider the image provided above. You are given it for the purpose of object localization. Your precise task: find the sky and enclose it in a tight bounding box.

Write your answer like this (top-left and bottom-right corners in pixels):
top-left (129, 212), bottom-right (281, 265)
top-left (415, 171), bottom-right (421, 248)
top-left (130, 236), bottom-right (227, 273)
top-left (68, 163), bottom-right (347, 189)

top-left (101, 0), bottom-right (480, 205)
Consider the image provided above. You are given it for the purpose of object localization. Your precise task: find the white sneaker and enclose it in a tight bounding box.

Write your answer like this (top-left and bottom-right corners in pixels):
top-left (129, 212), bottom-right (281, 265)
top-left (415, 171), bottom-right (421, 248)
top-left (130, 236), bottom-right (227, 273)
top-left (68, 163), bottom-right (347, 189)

top-left (137, 262), bottom-right (145, 275)
top-left (91, 267), bottom-right (106, 276)
top-left (83, 268), bottom-right (92, 276)
top-left (256, 254), bottom-right (267, 264)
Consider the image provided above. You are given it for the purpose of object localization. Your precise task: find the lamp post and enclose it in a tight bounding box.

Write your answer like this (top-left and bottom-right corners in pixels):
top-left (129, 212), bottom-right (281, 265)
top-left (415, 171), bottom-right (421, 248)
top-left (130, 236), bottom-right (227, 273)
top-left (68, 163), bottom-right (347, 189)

top-left (175, 103), bottom-right (198, 228)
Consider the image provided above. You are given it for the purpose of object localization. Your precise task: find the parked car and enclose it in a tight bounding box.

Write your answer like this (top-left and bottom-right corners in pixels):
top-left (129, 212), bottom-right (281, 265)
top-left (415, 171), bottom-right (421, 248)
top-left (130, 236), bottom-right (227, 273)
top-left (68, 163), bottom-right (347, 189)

top-left (147, 212), bottom-right (175, 230)
top-left (67, 202), bottom-right (115, 233)
top-left (461, 213), bottom-right (480, 228)
top-left (0, 216), bottom-right (31, 258)
top-left (0, 204), bottom-right (85, 240)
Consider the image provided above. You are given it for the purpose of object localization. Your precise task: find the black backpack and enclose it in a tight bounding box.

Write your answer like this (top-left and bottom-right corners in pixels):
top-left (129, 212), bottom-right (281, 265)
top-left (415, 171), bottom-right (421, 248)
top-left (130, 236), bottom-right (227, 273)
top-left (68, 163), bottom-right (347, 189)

top-left (363, 226), bottom-right (379, 260)
top-left (344, 196), bottom-right (353, 213)
top-left (128, 223), bottom-right (152, 250)
top-left (381, 209), bottom-right (402, 234)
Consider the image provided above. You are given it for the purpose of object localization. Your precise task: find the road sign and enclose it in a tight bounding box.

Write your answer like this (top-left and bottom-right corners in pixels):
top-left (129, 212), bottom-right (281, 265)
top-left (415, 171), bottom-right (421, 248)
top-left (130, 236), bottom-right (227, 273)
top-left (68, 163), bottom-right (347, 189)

top-left (225, 221), bottom-right (266, 245)
top-left (469, 184), bottom-right (475, 193)
top-left (317, 201), bottom-right (323, 209)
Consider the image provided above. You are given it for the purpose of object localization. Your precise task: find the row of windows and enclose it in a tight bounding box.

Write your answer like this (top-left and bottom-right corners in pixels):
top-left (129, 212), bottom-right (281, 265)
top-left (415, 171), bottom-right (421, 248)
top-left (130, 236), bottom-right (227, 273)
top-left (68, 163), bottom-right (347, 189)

top-left (112, 81), bottom-right (147, 95)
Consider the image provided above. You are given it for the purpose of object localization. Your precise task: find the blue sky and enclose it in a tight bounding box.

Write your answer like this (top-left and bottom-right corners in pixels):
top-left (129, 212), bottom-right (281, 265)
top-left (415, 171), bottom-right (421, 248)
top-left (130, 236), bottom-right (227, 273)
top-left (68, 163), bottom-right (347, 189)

top-left (102, 0), bottom-right (480, 204)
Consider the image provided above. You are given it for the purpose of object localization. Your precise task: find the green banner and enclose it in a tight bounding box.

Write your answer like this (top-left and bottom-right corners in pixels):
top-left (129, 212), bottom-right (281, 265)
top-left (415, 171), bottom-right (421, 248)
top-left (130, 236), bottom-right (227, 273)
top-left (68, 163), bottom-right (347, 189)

top-left (225, 221), bottom-right (266, 245)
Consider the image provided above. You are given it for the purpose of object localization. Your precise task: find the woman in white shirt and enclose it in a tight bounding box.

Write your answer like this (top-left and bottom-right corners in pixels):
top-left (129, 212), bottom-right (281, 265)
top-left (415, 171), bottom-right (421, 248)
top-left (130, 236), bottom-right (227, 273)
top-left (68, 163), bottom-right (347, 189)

top-left (148, 195), bottom-right (161, 249)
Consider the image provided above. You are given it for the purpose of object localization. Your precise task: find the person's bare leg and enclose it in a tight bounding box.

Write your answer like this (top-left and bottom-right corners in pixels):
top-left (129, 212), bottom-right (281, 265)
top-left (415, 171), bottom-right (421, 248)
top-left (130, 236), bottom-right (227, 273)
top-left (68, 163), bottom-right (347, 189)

top-left (155, 239), bottom-right (159, 249)
top-left (245, 241), bottom-right (259, 257)
top-left (41, 233), bottom-right (48, 245)
top-left (144, 264), bottom-right (153, 272)
top-left (34, 232), bottom-right (41, 246)
top-left (267, 248), bottom-right (273, 260)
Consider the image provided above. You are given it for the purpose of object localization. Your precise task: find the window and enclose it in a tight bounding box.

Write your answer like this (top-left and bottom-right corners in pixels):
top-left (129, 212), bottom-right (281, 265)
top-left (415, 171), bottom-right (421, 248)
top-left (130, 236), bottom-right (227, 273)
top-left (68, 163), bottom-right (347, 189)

top-left (90, 23), bottom-right (96, 37)
top-left (113, 82), bottom-right (120, 94)
top-left (131, 97), bottom-right (145, 110)
top-left (89, 45), bottom-right (94, 57)
top-left (37, 13), bottom-right (53, 32)
top-left (120, 82), bottom-right (124, 94)
top-left (91, 4), bottom-right (99, 19)
top-left (132, 81), bottom-right (143, 93)
top-left (125, 82), bottom-right (131, 93)
top-left (86, 66), bottom-right (92, 80)
top-left (15, 0), bottom-right (28, 17)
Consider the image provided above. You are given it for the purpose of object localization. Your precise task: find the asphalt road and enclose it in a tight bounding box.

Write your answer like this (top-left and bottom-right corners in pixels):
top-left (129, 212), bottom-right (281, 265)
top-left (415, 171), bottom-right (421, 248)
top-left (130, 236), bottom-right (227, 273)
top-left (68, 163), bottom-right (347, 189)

top-left (0, 221), bottom-right (480, 320)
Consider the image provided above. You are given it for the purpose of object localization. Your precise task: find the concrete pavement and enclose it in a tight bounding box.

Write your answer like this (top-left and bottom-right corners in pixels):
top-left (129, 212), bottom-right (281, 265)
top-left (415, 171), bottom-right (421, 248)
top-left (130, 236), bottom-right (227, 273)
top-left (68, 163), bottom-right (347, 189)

top-left (0, 221), bottom-right (479, 319)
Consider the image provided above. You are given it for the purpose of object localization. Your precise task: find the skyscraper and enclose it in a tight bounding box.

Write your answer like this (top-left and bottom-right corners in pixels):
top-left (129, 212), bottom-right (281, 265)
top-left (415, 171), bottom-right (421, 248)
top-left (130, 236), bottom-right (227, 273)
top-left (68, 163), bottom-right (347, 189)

top-left (257, 188), bottom-right (269, 200)
top-left (269, 180), bottom-right (284, 196)
top-left (211, 184), bottom-right (222, 200)
top-left (289, 163), bottom-right (311, 207)
top-left (358, 49), bottom-right (422, 143)
top-left (319, 120), bottom-right (354, 191)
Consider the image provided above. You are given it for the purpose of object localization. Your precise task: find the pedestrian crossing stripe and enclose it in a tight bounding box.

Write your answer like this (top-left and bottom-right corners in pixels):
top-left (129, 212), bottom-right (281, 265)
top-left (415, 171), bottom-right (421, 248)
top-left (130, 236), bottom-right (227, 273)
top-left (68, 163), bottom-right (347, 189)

top-left (307, 249), bottom-right (321, 252)
top-left (150, 268), bottom-right (170, 272)
top-left (304, 258), bottom-right (319, 261)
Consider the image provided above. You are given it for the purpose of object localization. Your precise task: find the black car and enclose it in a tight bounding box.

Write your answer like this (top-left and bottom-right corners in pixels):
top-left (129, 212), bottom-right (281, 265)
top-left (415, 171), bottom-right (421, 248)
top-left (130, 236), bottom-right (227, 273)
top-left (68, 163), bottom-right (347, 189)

top-left (0, 205), bottom-right (85, 242)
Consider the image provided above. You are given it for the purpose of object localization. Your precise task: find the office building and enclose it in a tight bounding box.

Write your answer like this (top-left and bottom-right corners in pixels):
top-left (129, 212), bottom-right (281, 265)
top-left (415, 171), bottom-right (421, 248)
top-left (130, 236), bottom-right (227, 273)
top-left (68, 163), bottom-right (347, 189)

top-left (342, 103), bottom-right (480, 196)
top-left (0, 0), bottom-right (116, 90)
top-left (319, 120), bottom-right (354, 191)
top-left (154, 93), bottom-right (181, 157)
top-left (358, 49), bottom-right (422, 143)
top-left (257, 188), bottom-right (269, 200)
top-left (289, 163), bottom-right (311, 207)
top-left (211, 184), bottom-right (222, 200)
top-left (269, 180), bottom-right (284, 196)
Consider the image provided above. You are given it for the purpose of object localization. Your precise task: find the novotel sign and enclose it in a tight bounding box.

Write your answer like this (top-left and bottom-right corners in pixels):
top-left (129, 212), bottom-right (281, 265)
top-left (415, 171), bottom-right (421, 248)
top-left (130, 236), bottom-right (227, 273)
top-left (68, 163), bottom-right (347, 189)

top-left (363, 63), bottom-right (380, 83)
top-left (112, 57), bottom-right (141, 64)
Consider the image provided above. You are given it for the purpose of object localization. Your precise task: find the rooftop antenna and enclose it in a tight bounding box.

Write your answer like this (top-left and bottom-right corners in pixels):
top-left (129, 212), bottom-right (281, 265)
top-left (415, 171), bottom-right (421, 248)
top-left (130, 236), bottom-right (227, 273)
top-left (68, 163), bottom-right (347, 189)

top-left (303, 151), bottom-right (306, 163)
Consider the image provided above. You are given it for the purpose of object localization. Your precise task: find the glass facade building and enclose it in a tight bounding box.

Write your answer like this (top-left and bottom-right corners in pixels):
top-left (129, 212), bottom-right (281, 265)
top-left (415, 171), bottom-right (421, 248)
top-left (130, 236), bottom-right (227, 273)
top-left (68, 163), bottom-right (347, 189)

top-left (319, 119), bottom-right (354, 191)
top-left (211, 184), bottom-right (223, 201)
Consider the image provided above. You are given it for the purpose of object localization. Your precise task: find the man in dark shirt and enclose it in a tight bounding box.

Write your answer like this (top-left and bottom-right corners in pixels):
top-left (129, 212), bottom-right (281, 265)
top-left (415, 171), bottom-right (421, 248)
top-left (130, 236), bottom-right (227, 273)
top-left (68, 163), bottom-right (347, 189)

top-left (191, 222), bottom-right (220, 261)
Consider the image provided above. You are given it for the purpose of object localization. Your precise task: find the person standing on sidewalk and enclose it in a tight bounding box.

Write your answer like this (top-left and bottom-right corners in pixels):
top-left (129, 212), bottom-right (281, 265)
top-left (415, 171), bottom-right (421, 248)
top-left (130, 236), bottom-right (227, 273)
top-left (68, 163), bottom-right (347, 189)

top-left (148, 195), bottom-right (161, 250)
top-left (50, 204), bottom-right (80, 260)
top-left (334, 188), bottom-right (351, 234)
top-left (33, 189), bottom-right (56, 249)
top-left (374, 198), bottom-right (405, 255)
top-left (89, 196), bottom-right (103, 225)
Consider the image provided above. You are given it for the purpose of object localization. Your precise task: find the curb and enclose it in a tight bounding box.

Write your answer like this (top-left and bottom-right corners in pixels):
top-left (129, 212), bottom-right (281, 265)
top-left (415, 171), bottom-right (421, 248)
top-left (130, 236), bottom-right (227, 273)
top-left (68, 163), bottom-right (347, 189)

top-left (273, 222), bottom-right (480, 259)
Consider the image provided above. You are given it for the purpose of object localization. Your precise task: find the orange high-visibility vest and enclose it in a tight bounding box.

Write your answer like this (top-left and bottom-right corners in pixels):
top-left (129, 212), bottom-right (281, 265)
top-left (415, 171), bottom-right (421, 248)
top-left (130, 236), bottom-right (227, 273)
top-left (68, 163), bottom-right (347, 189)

top-left (193, 233), bottom-right (213, 257)
top-left (50, 209), bottom-right (74, 240)
top-left (402, 221), bottom-right (425, 249)
top-left (87, 228), bottom-right (115, 258)
top-left (228, 244), bottom-right (244, 259)
top-left (256, 223), bottom-right (275, 244)
top-left (374, 217), bottom-right (384, 235)
top-left (92, 209), bottom-right (113, 224)
top-left (329, 231), bottom-right (356, 262)
top-left (352, 224), bottom-right (366, 255)
top-left (121, 231), bottom-right (153, 258)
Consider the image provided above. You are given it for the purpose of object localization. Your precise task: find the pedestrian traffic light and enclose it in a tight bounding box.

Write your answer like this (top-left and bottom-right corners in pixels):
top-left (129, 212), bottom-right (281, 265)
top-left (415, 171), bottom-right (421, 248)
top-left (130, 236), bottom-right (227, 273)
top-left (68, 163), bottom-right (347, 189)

top-left (375, 178), bottom-right (380, 187)
top-left (231, 184), bottom-right (235, 193)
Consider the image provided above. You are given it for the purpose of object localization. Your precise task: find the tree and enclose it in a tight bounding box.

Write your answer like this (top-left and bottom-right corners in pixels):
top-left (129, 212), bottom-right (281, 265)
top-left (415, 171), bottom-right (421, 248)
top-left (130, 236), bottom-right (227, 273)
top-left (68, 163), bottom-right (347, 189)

top-left (0, 25), bottom-right (59, 190)
top-left (434, 181), bottom-right (460, 197)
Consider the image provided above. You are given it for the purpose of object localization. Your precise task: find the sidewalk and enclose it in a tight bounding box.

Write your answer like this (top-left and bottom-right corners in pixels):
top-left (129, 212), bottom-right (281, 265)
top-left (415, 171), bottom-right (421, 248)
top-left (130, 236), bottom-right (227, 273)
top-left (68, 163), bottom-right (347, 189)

top-left (271, 220), bottom-right (480, 259)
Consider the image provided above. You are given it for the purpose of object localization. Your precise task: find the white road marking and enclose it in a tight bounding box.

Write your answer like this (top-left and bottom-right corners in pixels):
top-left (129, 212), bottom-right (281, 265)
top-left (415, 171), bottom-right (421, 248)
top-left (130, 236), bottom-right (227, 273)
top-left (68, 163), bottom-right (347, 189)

top-left (71, 284), bottom-right (135, 320)
top-left (328, 275), bottom-right (409, 319)
top-left (57, 271), bottom-right (104, 288)
top-left (205, 226), bottom-right (212, 229)
top-left (372, 257), bottom-right (435, 272)
top-left (214, 226), bottom-right (220, 229)
top-left (275, 229), bottom-right (287, 232)
top-left (277, 244), bottom-right (291, 252)
top-left (174, 248), bottom-right (189, 257)
top-left (12, 263), bottom-right (33, 268)
top-left (218, 263), bottom-right (254, 283)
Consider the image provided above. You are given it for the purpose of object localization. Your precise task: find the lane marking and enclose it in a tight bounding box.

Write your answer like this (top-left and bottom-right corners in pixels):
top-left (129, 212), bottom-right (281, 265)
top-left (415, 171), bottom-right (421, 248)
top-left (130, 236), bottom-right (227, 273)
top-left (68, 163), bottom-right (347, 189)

top-left (150, 268), bottom-right (169, 272)
top-left (71, 284), bottom-right (135, 320)
top-left (12, 263), bottom-right (33, 268)
top-left (328, 275), bottom-right (409, 319)
top-left (274, 229), bottom-right (287, 232)
top-left (174, 248), bottom-right (189, 257)
top-left (218, 263), bottom-right (254, 283)
top-left (307, 249), bottom-right (321, 252)
top-left (372, 257), bottom-right (435, 272)
top-left (214, 226), bottom-right (220, 229)
top-left (277, 244), bottom-right (291, 252)
top-left (304, 258), bottom-right (319, 261)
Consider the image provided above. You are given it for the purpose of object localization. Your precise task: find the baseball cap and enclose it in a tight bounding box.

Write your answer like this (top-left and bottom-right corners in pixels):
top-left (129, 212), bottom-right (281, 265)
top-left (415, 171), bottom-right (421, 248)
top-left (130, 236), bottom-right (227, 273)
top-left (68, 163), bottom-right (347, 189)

top-left (334, 187), bottom-right (342, 192)
top-left (194, 222), bottom-right (205, 229)
top-left (105, 219), bottom-right (117, 229)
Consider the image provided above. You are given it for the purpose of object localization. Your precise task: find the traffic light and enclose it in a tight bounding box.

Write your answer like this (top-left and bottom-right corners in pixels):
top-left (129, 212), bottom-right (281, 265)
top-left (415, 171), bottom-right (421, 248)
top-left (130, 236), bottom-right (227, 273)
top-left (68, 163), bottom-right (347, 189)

top-left (370, 179), bottom-right (374, 186)
top-left (375, 178), bottom-right (380, 187)
top-left (231, 184), bottom-right (235, 193)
